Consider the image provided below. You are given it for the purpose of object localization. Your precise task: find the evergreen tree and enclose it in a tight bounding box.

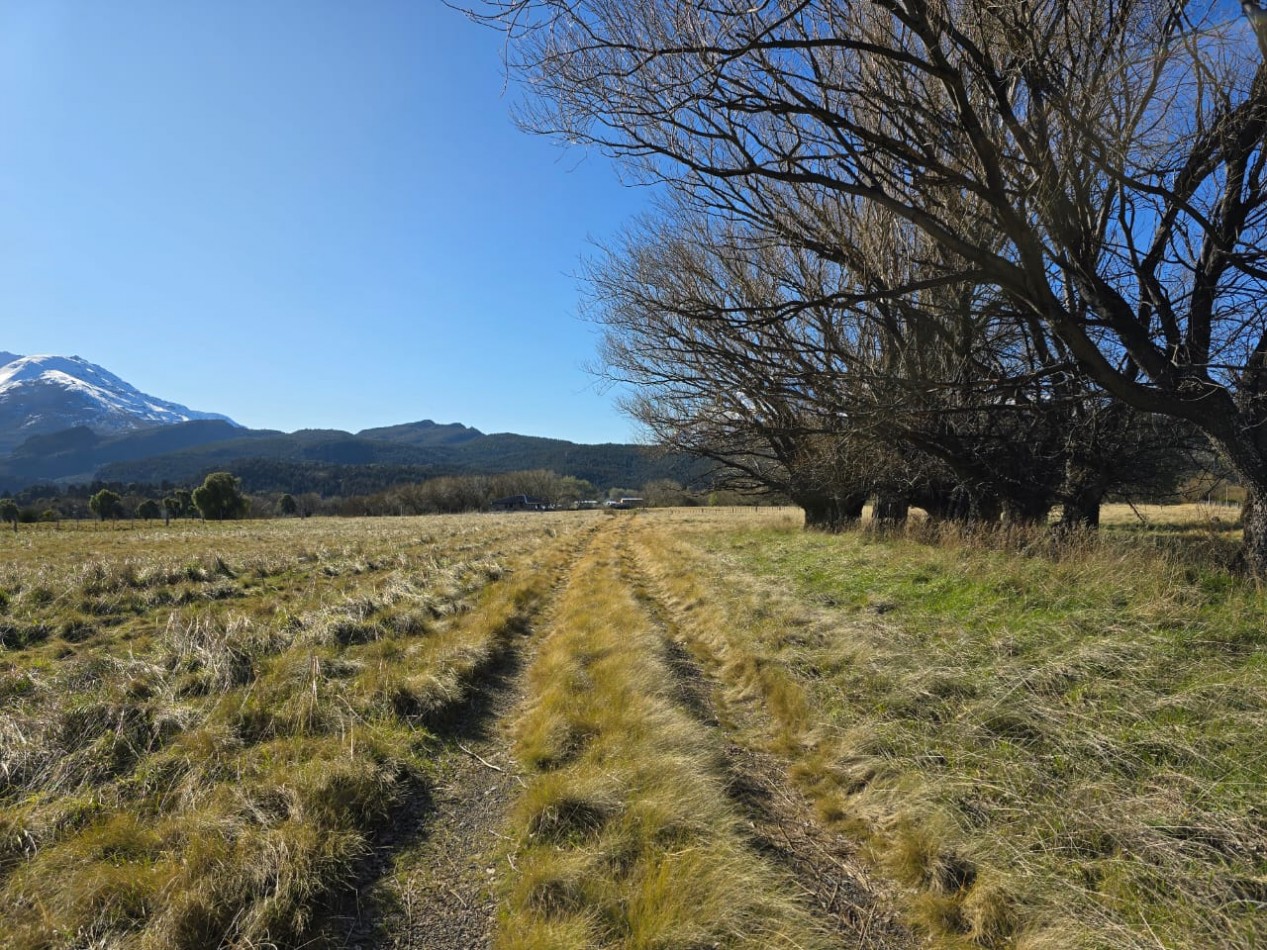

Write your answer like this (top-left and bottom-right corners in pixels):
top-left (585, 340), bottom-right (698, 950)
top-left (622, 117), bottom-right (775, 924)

top-left (0, 499), bottom-right (18, 533)
top-left (192, 473), bottom-right (248, 521)
top-left (89, 489), bottom-right (124, 521)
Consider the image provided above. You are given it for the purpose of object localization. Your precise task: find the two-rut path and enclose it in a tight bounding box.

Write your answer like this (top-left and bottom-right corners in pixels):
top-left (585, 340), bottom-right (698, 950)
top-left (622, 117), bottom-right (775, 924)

top-left (326, 515), bottom-right (914, 949)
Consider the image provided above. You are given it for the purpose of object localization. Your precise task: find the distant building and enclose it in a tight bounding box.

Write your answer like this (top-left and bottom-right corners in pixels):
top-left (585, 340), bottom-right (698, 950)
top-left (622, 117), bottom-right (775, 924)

top-left (490, 494), bottom-right (549, 512)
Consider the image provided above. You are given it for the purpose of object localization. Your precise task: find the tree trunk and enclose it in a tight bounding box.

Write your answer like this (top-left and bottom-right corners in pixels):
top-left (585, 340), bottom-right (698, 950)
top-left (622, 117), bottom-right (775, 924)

top-left (798, 492), bottom-right (866, 532)
top-left (1056, 478), bottom-right (1102, 531)
top-left (1055, 459), bottom-right (1104, 531)
top-left (871, 493), bottom-right (909, 528)
top-left (1056, 495), bottom-right (1101, 530)
top-left (1197, 428), bottom-right (1267, 576)
top-left (974, 493), bottom-right (1004, 525)
top-left (911, 482), bottom-right (957, 521)
top-left (942, 486), bottom-right (1001, 525)
top-left (1239, 489), bottom-right (1267, 576)
top-left (1001, 492), bottom-right (1052, 526)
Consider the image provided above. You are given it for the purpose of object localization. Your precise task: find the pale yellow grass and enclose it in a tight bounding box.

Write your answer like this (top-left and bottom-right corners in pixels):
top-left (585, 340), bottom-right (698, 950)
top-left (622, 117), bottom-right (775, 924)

top-left (1099, 500), bottom-right (1241, 528)
top-left (497, 520), bottom-right (830, 950)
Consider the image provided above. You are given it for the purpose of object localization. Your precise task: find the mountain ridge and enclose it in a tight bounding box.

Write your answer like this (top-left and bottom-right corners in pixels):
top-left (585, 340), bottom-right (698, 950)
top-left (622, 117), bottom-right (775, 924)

top-left (87, 424), bottom-right (699, 494)
top-left (0, 353), bottom-right (701, 493)
top-left (0, 353), bottom-right (236, 454)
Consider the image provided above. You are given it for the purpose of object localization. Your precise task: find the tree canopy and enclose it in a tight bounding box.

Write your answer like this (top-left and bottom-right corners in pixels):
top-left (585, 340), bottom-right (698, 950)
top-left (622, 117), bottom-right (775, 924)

top-left (88, 489), bottom-right (124, 522)
top-left (475, 0), bottom-right (1267, 569)
top-left (191, 473), bottom-right (249, 521)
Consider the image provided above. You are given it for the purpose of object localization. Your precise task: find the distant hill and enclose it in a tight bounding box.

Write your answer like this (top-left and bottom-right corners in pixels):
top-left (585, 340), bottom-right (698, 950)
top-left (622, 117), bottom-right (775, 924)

top-left (357, 420), bottom-right (484, 447)
top-left (91, 428), bottom-right (705, 494)
top-left (0, 353), bottom-right (236, 454)
top-left (0, 352), bottom-right (707, 495)
top-left (1, 420), bottom-right (273, 486)
top-left (0, 416), bottom-right (706, 495)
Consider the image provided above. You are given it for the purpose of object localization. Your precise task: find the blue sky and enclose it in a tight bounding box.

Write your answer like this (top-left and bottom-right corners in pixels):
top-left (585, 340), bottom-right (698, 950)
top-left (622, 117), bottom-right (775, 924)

top-left (0, 1), bottom-right (651, 443)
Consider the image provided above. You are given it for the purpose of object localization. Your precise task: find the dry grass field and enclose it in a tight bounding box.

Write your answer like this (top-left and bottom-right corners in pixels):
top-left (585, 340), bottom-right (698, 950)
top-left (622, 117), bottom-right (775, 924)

top-left (0, 514), bottom-right (592, 948)
top-left (1, 505), bottom-right (1263, 948)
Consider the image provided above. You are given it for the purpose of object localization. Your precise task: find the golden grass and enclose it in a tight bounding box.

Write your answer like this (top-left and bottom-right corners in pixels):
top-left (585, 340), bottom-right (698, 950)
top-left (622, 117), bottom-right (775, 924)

top-left (1098, 501), bottom-right (1241, 527)
top-left (0, 513), bottom-right (592, 948)
top-left (496, 521), bottom-right (830, 949)
top-left (6, 504), bottom-right (1258, 947)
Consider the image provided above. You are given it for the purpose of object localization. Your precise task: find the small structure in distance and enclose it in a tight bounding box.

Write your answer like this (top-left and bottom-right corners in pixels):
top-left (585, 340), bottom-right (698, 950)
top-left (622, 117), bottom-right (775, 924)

top-left (490, 494), bottom-right (550, 512)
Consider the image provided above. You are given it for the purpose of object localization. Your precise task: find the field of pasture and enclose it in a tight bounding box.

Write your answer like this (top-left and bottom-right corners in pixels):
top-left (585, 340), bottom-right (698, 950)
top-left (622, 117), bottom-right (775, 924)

top-left (631, 504), bottom-right (1265, 949)
top-left (0, 514), bottom-right (591, 948)
top-left (1, 505), bottom-right (1263, 949)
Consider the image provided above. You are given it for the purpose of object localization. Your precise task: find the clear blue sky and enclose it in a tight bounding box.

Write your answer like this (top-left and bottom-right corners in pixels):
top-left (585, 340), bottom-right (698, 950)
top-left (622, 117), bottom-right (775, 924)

top-left (0, 1), bottom-right (650, 443)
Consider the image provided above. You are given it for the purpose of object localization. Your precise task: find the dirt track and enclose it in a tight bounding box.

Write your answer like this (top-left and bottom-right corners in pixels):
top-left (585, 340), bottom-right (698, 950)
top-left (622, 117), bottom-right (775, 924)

top-left (324, 515), bottom-right (913, 948)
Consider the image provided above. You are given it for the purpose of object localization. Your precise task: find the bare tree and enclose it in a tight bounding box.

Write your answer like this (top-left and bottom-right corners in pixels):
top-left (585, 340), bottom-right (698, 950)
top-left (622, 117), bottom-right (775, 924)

top-left (592, 212), bottom-right (882, 528)
top-left (592, 198), bottom-right (1191, 530)
top-left (473, 0), bottom-right (1267, 569)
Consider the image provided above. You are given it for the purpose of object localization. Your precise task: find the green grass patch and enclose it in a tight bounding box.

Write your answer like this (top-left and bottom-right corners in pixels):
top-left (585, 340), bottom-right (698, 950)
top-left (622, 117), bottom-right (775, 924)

top-left (639, 511), bottom-right (1267, 949)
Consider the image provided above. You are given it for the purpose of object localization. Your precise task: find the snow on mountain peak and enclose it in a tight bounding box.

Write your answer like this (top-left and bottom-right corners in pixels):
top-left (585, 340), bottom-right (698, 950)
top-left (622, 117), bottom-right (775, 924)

top-left (1, 354), bottom-right (121, 388)
top-left (0, 351), bottom-right (238, 454)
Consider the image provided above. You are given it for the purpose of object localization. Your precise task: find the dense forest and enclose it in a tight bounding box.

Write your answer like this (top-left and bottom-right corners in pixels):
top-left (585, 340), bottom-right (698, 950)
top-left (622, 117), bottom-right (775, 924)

top-left (0, 419), bottom-right (710, 495)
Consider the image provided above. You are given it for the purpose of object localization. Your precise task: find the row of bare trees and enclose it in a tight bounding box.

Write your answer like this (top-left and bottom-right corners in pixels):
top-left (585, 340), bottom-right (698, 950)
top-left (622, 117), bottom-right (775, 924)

top-left (591, 209), bottom-right (1198, 529)
top-left (470, 0), bottom-right (1267, 569)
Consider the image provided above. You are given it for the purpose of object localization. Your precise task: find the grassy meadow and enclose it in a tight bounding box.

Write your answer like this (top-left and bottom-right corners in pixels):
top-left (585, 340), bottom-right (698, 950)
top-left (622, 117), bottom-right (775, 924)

top-left (0, 514), bottom-right (592, 948)
top-left (1, 504), bottom-right (1263, 948)
top-left (630, 504), bottom-right (1265, 948)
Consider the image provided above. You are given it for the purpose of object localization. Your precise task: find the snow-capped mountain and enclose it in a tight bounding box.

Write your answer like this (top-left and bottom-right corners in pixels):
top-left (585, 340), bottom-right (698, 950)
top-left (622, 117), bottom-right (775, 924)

top-left (0, 353), bottom-right (237, 454)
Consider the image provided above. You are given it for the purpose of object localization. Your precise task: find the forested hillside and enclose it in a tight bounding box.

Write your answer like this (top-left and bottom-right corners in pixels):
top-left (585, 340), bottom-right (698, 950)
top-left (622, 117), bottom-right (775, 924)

top-left (0, 418), bottom-right (708, 494)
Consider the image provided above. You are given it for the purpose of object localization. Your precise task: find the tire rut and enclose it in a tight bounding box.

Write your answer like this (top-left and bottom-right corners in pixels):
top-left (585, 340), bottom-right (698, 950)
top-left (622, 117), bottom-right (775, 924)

top-left (313, 630), bottom-right (531, 950)
top-left (319, 533), bottom-right (588, 950)
top-left (616, 523), bottom-right (918, 949)
top-left (380, 644), bottom-right (529, 950)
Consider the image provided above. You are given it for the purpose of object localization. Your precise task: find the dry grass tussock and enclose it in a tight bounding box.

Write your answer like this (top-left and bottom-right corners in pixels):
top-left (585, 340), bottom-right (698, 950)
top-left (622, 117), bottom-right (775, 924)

top-left (0, 513), bottom-right (591, 948)
top-left (497, 523), bottom-right (831, 949)
top-left (630, 507), bottom-right (1267, 949)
